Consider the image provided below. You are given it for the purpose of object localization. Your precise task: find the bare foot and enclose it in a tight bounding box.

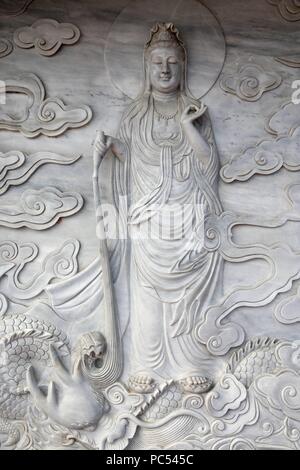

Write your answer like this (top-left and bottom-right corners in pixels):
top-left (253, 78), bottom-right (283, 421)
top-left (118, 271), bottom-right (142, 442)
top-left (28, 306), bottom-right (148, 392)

top-left (128, 375), bottom-right (156, 394)
top-left (179, 376), bottom-right (213, 394)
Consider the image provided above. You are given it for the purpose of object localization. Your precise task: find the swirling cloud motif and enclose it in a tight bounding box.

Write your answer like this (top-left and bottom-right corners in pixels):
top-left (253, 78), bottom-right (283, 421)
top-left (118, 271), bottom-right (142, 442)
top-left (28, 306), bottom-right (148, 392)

top-left (14, 19), bottom-right (81, 57)
top-left (0, 239), bottom-right (80, 305)
top-left (195, 211), bottom-right (300, 356)
top-left (207, 374), bottom-right (247, 418)
top-left (0, 261), bottom-right (13, 315)
top-left (275, 285), bottom-right (300, 324)
top-left (0, 187), bottom-right (83, 230)
top-left (254, 370), bottom-right (300, 421)
top-left (0, 39), bottom-right (13, 58)
top-left (267, 101), bottom-right (300, 136)
top-left (0, 151), bottom-right (80, 195)
top-left (276, 56), bottom-right (300, 68)
top-left (0, 74), bottom-right (92, 137)
top-left (212, 439), bottom-right (256, 451)
top-left (220, 62), bottom-right (282, 102)
top-left (0, 0), bottom-right (33, 16)
top-left (268, 0), bottom-right (300, 21)
top-left (221, 127), bottom-right (300, 182)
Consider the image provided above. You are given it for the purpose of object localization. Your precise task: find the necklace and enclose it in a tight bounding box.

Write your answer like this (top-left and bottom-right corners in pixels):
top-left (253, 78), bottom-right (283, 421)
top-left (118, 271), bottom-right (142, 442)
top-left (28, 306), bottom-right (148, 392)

top-left (153, 98), bottom-right (179, 121)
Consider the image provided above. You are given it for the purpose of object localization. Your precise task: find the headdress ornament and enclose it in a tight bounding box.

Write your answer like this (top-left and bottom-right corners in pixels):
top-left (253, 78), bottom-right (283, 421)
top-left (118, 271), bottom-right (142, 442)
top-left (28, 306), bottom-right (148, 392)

top-left (145, 23), bottom-right (184, 50)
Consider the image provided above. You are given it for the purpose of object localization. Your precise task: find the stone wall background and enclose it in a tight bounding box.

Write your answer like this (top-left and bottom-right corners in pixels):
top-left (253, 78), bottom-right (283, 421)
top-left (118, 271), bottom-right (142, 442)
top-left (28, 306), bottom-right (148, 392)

top-left (0, 0), bottom-right (300, 358)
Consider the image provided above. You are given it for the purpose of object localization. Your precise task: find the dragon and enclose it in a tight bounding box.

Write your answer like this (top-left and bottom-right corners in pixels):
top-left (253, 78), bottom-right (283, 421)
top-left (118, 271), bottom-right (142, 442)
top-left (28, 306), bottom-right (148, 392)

top-left (0, 313), bottom-right (70, 449)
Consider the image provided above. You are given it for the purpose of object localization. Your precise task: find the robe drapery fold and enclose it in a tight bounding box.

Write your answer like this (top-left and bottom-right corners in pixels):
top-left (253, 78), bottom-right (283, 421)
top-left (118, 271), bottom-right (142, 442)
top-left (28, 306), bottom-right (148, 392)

top-left (47, 93), bottom-right (223, 379)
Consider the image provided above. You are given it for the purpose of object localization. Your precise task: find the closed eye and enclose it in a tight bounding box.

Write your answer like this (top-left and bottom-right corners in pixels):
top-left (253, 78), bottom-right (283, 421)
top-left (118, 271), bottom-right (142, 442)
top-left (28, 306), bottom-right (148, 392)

top-left (152, 56), bottom-right (163, 64)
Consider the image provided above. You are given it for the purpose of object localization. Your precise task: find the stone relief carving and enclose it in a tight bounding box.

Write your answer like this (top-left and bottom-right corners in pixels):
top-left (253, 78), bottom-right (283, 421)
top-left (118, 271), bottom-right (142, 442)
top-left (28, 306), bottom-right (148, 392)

top-left (220, 58), bottom-right (282, 102)
top-left (0, 239), bottom-right (80, 315)
top-left (266, 100), bottom-right (300, 136)
top-left (220, 128), bottom-right (300, 182)
top-left (0, 151), bottom-right (80, 195)
top-left (275, 286), bottom-right (300, 324)
top-left (0, 0), bottom-right (300, 450)
top-left (221, 93), bottom-right (300, 182)
top-left (268, 0), bottom-right (300, 21)
top-left (0, 74), bottom-right (92, 137)
top-left (8, 335), bottom-right (298, 450)
top-left (276, 56), bottom-right (300, 67)
top-left (14, 19), bottom-right (81, 57)
top-left (93, 22), bottom-right (223, 387)
top-left (0, 39), bottom-right (13, 58)
top-left (104, 0), bottom-right (226, 100)
top-left (194, 211), bottom-right (300, 355)
top-left (0, 0), bottom-right (34, 17)
top-left (0, 187), bottom-right (83, 230)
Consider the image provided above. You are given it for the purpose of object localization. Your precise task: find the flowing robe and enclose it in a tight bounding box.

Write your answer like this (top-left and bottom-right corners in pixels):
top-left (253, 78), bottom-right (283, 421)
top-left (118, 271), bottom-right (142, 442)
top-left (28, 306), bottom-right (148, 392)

top-left (47, 92), bottom-right (223, 379)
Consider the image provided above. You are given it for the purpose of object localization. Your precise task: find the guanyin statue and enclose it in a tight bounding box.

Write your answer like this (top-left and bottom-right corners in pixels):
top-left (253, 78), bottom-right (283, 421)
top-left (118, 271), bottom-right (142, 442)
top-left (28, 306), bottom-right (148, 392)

top-left (48, 23), bottom-right (223, 394)
top-left (93, 23), bottom-right (223, 393)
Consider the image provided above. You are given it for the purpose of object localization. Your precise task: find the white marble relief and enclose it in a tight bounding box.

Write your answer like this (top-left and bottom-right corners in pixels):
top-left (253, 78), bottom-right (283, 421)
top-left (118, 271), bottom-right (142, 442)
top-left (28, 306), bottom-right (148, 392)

top-left (0, 239), bottom-right (80, 314)
top-left (0, 39), bottom-right (13, 58)
top-left (14, 19), bottom-right (81, 57)
top-left (0, 0), bottom-right (34, 17)
top-left (0, 0), bottom-right (300, 451)
top-left (0, 187), bottom-right (83, 230)
top-left (11, 336), bottom-right (299, 450)
top-left (276, 56), bottom-right (300, 67)
top-left (220, 128), bottom-right (300, 182)
top-left (267, 0), bottom-right (300, 21)
top-left (0, 74), bottom-right (92, 137)
top-left (0, 151), bottom-right (80, 195)
top-left (104, 0), bottom-right (226, 99)
top-left (220, 59), bottom-right (282, 102)
top-left (275, 285), bottom-right (300, 324)
top-left (266, 101), bottom-right (300, 136)
top-left (220, 95), bottom-right (300, 183)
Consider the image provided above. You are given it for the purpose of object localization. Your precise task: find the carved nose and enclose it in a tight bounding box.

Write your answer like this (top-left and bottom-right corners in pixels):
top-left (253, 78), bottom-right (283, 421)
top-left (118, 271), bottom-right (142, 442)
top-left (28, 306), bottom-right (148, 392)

top-left (161, 63), bottom-right (170, 74)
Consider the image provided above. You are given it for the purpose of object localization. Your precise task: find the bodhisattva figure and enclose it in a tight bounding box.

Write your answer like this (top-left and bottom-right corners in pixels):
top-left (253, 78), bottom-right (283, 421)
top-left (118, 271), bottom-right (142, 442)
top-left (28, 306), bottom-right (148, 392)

top-left (93, 23), bottom-right (223, 393)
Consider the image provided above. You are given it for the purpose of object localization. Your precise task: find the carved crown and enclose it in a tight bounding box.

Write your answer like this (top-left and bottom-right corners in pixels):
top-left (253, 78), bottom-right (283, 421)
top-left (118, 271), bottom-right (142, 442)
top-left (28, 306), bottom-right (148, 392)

top-left (145, 23), bottom-right (185, 51)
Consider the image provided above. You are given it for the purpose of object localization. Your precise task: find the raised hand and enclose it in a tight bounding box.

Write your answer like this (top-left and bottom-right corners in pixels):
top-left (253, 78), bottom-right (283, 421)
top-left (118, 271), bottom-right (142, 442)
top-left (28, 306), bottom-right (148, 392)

top-left (93, 131), bottom-right (113, 176)
top-left (180, 103), bottom-right (207, 127)
top-left (93, 131), bottom-right (127, 177)
top-left (27, 345), bottom-right (107, 430)
top-left (180, 102), bottom-right (211, 169)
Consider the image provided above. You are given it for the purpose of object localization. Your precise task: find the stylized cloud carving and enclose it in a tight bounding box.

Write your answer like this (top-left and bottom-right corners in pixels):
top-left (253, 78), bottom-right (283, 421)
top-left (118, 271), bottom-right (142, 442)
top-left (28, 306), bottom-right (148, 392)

top-left (14, 19), bottom-right (81, 57)
top-left (275, 285), bottom-right (300, 324)
top-left (267, 101), bottom-right (300, 136)
top-left (276, 56), bottom-right (300, 68)
top-left (0, 239), bottom-right (80, 306)
top-left (0, 151), bottom-right (80, 195)
top-left (0, 39), bottom-right (13, 58)
top-left (0, 74), bottom-right (92, 137)
top-left (0, 187), bottom-right (83, 230)
top-left (221, 127), bottom-right (300, 182)
top-left (0, 0), bottom-right (33, 16)
top-left (268, 0), bottom-right (300, 21)
top-left (207, 374), bottom-right (247, 418)
top-left (220, 61), bottom-right (282, 102)
top-left (254, 370), bottom-right (300, 421)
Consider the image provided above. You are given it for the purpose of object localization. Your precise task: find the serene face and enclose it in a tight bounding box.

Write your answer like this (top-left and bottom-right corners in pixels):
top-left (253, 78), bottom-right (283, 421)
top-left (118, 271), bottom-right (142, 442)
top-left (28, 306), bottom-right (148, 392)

top-left (148, 46), bottom-right (183, 94)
